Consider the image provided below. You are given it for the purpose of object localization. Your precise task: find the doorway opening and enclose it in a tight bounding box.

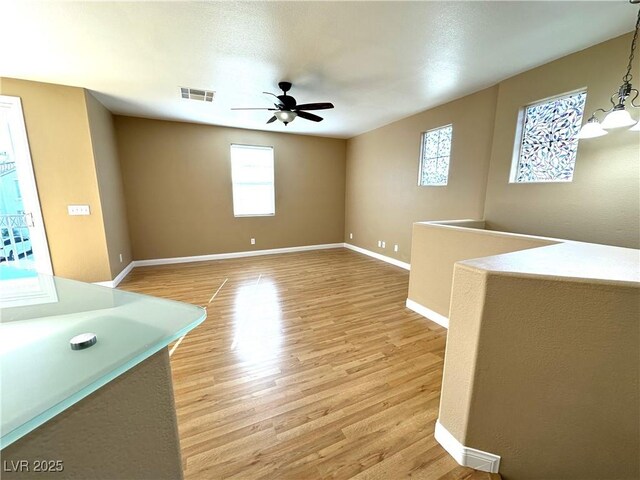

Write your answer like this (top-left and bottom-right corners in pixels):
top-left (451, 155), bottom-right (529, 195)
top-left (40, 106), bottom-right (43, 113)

top-left (0, 95), bottom-right (52, 277)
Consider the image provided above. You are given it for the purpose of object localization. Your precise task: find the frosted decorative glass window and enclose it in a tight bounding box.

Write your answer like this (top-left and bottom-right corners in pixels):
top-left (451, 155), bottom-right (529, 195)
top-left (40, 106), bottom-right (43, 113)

top-left (419, 125), bottom-right (452, 186)
top-left (230, 144), bottom-right (275, 216)
top-left (513, 91), bottom-right (586, 183)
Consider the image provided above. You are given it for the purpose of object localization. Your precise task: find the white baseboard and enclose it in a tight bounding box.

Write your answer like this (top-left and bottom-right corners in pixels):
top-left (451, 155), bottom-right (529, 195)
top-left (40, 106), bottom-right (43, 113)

top-left (344, 243), bottom-right (410, 270)
top-left (132, 243), bottom-right (344, 267)
top-left (434, 420), bottom-right (501, 473)
top-left (94, 242), bottom-right (407, 288)
top-left (94, 261), bottom-right (135, 288)
top-left (405, 298), bottom-right (449, 328)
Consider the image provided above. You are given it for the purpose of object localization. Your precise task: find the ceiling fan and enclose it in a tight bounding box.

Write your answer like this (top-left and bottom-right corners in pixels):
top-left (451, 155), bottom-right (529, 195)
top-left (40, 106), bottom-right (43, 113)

top-left (231, 82), bottom-right (334, 126)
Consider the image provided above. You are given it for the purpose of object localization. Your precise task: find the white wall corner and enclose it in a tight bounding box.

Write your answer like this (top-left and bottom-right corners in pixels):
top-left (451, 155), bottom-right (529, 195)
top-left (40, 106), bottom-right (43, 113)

top-left (93, 261), bottom-right (135, 288)
top-left (434, 420), bottom-right (501, 473)
top-left (405, 298), bottom-right (449, 329)
top-left (343, 243), bottom-right (410, 270)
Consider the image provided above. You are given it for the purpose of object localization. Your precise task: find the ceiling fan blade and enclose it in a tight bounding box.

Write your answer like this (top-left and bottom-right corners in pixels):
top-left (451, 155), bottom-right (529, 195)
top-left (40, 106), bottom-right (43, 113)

top-left (231, 107), bottom-right (276, 110)
top-left (295, 102), bottom-right (334, 111)
top-left (263, 92), bottom-right (282, 102)
top-left (267, 116), bottom-right (277, 124)
top-left (297, 111), bottom-right (323, 122)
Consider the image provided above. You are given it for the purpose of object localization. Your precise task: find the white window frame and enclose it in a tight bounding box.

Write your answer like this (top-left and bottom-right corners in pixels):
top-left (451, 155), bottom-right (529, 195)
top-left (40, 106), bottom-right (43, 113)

top-left (510, 88), bottom-right (587, 184)
top-left (230, 144), bottom-right (275, 217)
top-left (418, 124), bottom-right (453, 187)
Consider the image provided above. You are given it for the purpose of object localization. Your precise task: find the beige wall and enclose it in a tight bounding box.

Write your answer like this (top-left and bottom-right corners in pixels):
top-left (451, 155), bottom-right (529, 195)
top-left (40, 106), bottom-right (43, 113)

top-left (484, 33), bottom-right (640, 249)
top-left (0, 78), bottom-right (113, 282)
top-left (114, 116), bottom-right (346, 260)
top-left (85, 91), bottom-right (132, 278)
top-left (4, 33), bottom-right (637, 278)
top-left (345, 87), bottom-right (499, 263)
top-left (440, 263), bottom-right (639, 479)
top-left (407, 222), bottom-right (557, 318)
top-left (346, 33), bottom-right (640, 260)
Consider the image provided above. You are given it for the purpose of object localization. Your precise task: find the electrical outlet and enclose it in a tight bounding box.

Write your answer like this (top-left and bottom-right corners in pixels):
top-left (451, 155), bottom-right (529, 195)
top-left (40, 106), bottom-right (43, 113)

top-left (381, 241), bottom-right (386, 248)
top-left (349, 233), bottom-right (353, 239)
top-left (377, 240), bottom-right (382, 248)
top-left (119, 253), bottom-right (123, 263)
top-left (394, 244), bottom-right (399, 252)
top-left (67, 205), bottom-right (91, 216)
top-left (250, 238), bottom-right (256, 245)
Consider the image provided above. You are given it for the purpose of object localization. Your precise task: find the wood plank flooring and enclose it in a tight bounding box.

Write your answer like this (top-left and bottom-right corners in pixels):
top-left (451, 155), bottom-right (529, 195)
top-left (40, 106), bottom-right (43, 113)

top-left (119, 248), bottom-right (486, 479)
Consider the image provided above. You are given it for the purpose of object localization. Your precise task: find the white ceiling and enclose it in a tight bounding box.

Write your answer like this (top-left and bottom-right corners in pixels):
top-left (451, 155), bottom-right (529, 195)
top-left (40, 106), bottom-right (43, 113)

top-left (0, 1), bottom-right (636, 138)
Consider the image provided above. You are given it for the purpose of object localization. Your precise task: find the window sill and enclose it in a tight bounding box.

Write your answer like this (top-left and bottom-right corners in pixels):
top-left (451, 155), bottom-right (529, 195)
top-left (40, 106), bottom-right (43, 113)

top-left (233, 213), bottom-right (276, 218)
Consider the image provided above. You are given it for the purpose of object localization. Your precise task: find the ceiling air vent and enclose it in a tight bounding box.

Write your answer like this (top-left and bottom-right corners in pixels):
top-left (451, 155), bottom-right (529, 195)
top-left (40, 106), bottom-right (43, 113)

top-left (180, 87), bottom-right (215, 102)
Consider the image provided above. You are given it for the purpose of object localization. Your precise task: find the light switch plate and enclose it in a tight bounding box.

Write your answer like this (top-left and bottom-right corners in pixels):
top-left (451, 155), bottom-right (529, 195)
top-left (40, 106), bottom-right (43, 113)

top-left (68, 205), bottom-right (91, 216)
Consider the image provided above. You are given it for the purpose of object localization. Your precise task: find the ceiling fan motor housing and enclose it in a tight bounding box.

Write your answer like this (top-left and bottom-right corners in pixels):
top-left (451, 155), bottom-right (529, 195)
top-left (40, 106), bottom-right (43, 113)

top-left (277, 82), bottom-right (296, 109)
top-left (278, 95), bottom-right (296, 109)
top-left (278, 81), bottom-right (292, 93)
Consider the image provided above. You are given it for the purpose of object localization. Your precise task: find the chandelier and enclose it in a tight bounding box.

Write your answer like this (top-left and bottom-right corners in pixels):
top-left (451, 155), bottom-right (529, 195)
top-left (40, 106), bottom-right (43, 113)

top-left (578, 6), bottom-right (640, 138)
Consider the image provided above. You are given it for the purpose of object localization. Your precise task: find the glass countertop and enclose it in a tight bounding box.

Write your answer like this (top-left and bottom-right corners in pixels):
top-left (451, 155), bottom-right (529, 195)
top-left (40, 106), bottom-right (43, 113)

top-left (0, 268), bottom-right (206, 449)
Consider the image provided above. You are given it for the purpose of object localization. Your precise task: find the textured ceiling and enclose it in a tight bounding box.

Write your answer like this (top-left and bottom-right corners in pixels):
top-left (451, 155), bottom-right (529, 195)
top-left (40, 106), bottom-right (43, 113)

top-left (0, 1), bottom-right (636, 138)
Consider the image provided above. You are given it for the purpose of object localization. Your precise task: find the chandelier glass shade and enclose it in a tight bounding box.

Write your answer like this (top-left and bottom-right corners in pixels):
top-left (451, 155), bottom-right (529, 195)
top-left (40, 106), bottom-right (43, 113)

top-left (578, 6), bottom-right (640, 138)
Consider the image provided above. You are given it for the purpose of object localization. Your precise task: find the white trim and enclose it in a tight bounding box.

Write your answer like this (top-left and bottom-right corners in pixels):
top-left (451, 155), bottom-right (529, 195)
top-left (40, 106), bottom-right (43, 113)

top-left (94, 261), bottom-right (134, 288)
top-left (343, 243), bottom-right (410, 270)
top-left (434, 420), bottom-right (501, 473)
top-left (94, 242), bottom-right (410, 288)
top-left (112, 261), bottom-right (135, 286)
top-left (405, 298), bottom-right (449, 328)
top-left (132, 243), bottom-right (344, 267)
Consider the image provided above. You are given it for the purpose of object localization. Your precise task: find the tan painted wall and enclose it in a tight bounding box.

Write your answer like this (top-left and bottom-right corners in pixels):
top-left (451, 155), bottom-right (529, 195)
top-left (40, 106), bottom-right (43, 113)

top-left (440, 264), bottom-right (639, 479)
top-left (0, 78), bottom-right (112, 282)
top-left (85, 91), bottom-right (132, 278)
top-left (114, 116), bottom-right (346, 260)
top-left (407, 222), bottom-right (557, 318)
top-left (2, 349), bottom-right (183, 479)
top-left (344, 87), bottom-right (499, 263)
top-left (484, 33), bottom-right (640, 249)
top-left (346, 33), bottom-right (640, 260)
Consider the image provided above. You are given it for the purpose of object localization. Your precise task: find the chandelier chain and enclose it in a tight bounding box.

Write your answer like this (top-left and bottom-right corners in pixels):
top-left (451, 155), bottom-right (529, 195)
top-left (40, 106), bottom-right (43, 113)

top-left (623, 8), bottom-right (640, 83)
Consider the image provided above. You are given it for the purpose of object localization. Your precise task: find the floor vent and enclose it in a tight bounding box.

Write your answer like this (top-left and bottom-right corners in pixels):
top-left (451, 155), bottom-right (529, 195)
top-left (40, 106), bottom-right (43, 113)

top-left (180, 87), bottom-right (214, 102)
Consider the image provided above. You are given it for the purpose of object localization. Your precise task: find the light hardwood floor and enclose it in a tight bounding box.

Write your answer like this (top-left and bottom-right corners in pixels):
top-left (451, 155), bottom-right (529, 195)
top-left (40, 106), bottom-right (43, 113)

top-left (119, 248), bottom-right (493, 479)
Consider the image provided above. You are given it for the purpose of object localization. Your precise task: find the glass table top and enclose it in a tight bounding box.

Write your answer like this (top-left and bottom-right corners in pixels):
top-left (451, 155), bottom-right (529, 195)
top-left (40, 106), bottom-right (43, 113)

top-left (0, 267), bottom-right (206, 449)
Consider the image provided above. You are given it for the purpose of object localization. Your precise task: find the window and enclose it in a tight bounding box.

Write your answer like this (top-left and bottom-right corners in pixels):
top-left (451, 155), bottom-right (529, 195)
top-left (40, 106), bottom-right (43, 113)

top-left (512, 90), bottom-right (587, 183)
top-left (419, 124), bottom-right (452, 186)
top-left (230, 144), bottom-right (275, 217)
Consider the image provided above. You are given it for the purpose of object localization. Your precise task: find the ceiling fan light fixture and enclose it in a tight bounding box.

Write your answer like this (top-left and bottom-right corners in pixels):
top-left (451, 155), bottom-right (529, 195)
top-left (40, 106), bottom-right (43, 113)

top-left (275, 110), bottom-right (297, 125)
top-left (232, 82), bottom-right (333, 126)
